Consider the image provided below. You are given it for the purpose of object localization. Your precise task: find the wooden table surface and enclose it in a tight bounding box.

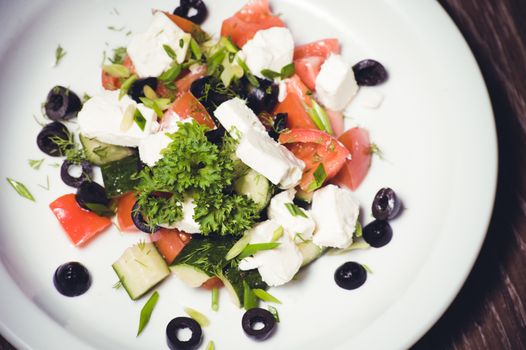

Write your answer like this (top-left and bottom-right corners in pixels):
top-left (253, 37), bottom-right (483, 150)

top-left (2, 1), bottom-right (526, 349)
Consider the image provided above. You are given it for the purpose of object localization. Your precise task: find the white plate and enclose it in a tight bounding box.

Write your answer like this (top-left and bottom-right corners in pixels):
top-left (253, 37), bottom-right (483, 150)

top-left (0, 0), bottom-right (497, 349)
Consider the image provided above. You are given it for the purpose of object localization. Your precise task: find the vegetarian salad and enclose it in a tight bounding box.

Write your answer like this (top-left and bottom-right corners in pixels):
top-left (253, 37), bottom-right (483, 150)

top-left (16, 0), bottom-right (402, 348)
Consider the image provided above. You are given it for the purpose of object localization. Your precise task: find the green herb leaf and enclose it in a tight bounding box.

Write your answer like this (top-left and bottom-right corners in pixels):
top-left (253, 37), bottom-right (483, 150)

top-left (119, 74), bottom-right (138, 99)
top-left (206, 341), bottom-right (215, 350)
top-left (102, 64), bottom-right (131, 78)
top-left (369, 143), bottom-right (384, 159)
top-left (268, 306), bottom-right (280, 322)
top-left (54, 45), bottom-right (67, 66)
top-left (280, 63), bottom-right (295, 78)
top-left (159, 64), bottom-right (182, 82)
top-left (137, 291), bottom-right (159, 336)
top-left (6, 178), bottom-right (34, 201)
top-left (28, 159), bottom-right (44, 170)
top-left (163, 44), bottom-right (177, 60)
top-left (243, 281), bottom-right (258, 310)
top-left (211, 287), bottom-right (219, 312)
top-left (238, 242), bottom-right (280, 260)
top-left (185, 307), bottom-right (210, 327)
top-left (133, 109), bottom-right (147, 131)
top-left (84, 202), bottom-right (115, 217)
top-left (236, 57), bottom-right (259, 87)
top-left (355, 221), bottom-right (363, 238)
top-left (271, 226), bottom-right (284, 242)
top-left (261, 69), bottom-right (281, 80)
top-left (226, 234), bottom-right (251, 260)
top-left (253, 289), bottom-right (281, 304)
top-left (306, 163), bottom-right (327, 192)
top-left (109, 46), bottom-right (127, 65)
top-left (139, 97), bottom-right (163, 118)
top-left (284, 203), bottom-right (308, 218)
top-left (190, 38), bottom-right (202, 60)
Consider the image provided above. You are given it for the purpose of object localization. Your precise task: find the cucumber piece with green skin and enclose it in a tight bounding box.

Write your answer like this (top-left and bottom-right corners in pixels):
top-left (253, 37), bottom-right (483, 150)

top-left (218, 264), bottom-right (267, 308)
top-left (100, 154), bottom-right (141, 197)
top-left (80, 134), bottom-right (135, 166)
top-left (297, 241), bottom-right (326, 267)
top-left (233, 169), bottom-right (273, 211)
top-left (112, 243), bottom-right (170, 300)
top-left (170, 265), bottom-right (210, 288)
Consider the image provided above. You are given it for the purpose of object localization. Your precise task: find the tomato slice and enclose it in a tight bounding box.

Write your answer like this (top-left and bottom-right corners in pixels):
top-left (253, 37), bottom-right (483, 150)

top-left (279, 129), bottom-right (350, 191)
top-left (274, 75), bottom-right (317, 130)
top-left (201, 276), bottom-right (224, 290)
top-left (221, 0), bottom-right (285, 47)
top-left (331, 127), bottom-right (372, 190)
top-left (175, 66), bottom-right (207, 96)
top-left (293, 39), bottom-right (341, 60)
top-left (116, 192), bottom-right (138, 232)
top-left (170, 91), bottom-right (215, 129)
top-left (49, 194), bottom-right (112, 246)
top-left (163, 11), bottom-right (209, 42)
top-left (294, 56), bottom-right (324, 91)
top-left (150, 228), bottom-right (191, 264)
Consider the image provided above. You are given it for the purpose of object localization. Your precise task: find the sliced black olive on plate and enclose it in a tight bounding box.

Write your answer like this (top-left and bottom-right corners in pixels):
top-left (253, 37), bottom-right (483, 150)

top-left (60, 160), bottom-right (93, 188)
top-left (173, 0), bottom-right (208, 25)
top-left (334, 261), bottom-right (367, 290)
top-left (372, 187), bottom-right (401, 220)
top-left (352, 59), bottom-right (388, 86)
top-left (242, 307), bottom-right (277, 340)
top-left (75, 181), bottom-right (112, 215)
top-left (131, 200), bottom-right (160, 233)
top-left (36, 121), bottom-right (71, 157)
top-left (127, 77), bottom-right (158, 103)
top-left (166, 316), bottom-right (202, 350)
top-left (45, 85), bottom-right (82, 121)
top-left (245, 78), bottom-right (279, 115)
top-left (363, 219), bottom-right (393, 248)
top-left (53, 262), bottom-right (91, 297)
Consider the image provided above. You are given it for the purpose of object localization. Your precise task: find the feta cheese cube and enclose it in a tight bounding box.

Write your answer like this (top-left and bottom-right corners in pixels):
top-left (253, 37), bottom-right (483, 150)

top-left (78, 90), bottom-right (156, 147)
top-left (238, 220), bottom-right (303, 287)
top-left (267, 189), bottom-right (315, 241)
top-left (127, 12), bottom-right (191, 78)
top-left (213, 98), bottom-right (265, 138)
top-left (241, 27), bottom-right (294, 79)
top-left (138, 129), bottom-right (174, 167)
top-left (311, 185), bottom-right (359, 248)
top-left (315, 54), bottom-right (359, 111)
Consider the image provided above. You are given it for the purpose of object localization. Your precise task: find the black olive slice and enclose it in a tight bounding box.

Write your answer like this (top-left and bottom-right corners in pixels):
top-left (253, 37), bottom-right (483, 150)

top-left (363, 220), bottom-right (393, 248)
top-left (36, 122), bottom-right (71, 157)
top-left (334, 261), bottom-right (367, 290)
top-left (352, 59), bottom-right (388, 86)
top-left (166, 317), bottom-right (202, 350)
top-left (173, 0), bottom-right (208, 25)
top-left (45, 86), bottom-right (82, 121)
top-left (75, 181), bottom-right (110, 211)
top-left (127, 77), bottom-right (158, 103)
top-left (371, 187), bottom-right (401, 220)
top-left (242, 308), bottom-right (277, 341)
top-left (131, 201), bottom-right (160, 233)
top-left (60, 160), bottom-right (93, 188)
top-left (246, 78), bottom-right (279, 115)
top-left (53, 262), bottom-right (91, 297)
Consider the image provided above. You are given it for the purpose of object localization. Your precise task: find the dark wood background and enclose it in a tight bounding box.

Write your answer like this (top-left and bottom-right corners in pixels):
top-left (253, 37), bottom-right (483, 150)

top-left (2, 0), bottom-right (526, 349)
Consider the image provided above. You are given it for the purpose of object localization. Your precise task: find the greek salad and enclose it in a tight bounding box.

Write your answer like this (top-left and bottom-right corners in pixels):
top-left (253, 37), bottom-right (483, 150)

top-left (22, 0), bottom-right (403, 347)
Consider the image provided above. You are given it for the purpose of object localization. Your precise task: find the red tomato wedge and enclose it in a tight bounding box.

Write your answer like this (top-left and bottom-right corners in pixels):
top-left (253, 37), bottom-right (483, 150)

top-left (326, 109), bottom-right (344, 137)
top-left (170, 91), bottom-right (215, 129)
top-left (294, 56), bottom-right (324, 91)
top-left (293, 39), bottom-right (341, 60)
top-left (331, 127), bottom-right (372, 190)
top-left (101, 55), bottom-right (136, 91)
top-left (279, 129), bottom-right (350, 191)
top-left (175, 66), bottom-right (207, 96)
top-left (274, 75), bottom-right (317, 130)
top-left (162, 11), bottom-right (209, 42)
top-left (116, 192), bottom-right (138, 232)
top-left (49, 194), bottom-right (112, 246)
top-left (150, 229), bottom-right (192, 264)
top-left (221, 0), bottom-right (285, 47)
top-left (201, 276), bottom-right (224, 290)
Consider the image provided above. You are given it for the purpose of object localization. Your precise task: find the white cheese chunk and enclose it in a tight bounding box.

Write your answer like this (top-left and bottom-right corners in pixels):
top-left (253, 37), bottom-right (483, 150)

top-left (159, 197), bottom-right (201, 234)
top-left (267, 189), bottom-right (315, 241)
top-left (315, 54), bottom-right (359, 111)
top-left (311, 185), bottom-right (359, 248)
top-left (127, 12), bottom-right (191, 78)
top-left (78, 90), bottom-right (156, 147)
top-left (235, 129), bottom-right (304, 189)
top-left (138, 129), bottom-right (174, 167)
top-left (238, 220), bottom-right (303, 287)
top-left (213, 98), bottom-right (265, 138)
top-left (241, 27), bottom-right (294, 79)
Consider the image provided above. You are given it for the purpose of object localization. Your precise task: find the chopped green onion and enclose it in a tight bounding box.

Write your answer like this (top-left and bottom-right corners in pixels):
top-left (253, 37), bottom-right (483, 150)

top-left (190, 38), bottom-right (202, 60)
top-left (119, 74), bottom-right (138, 99)
top-left (107, 26), bottom-right (124, 32)
top-left (306, 163), bottom-right (327, 192)
top-left (102, 64), bottom-right (130, 78)
top-left (362, 264), bottom-right (373, 274)
top-left (369, 143), bottom-right (384, 159)
top-left (284, 203), bottom-right (308, 218)
top-left (6, 178), bottom-right (35, 202)
top-left (28, 159), bottom-right (44, 170)
top-left (133, 109), bottom-right (147, 131)
top-left (137, 291), bottom-right (159, 336)
top-left (268, 306), bottom-right (280, 322)
top-left (139, 97), bottom-right (163, 118)
top-left (280, 63), bottom-right (295, 78)
top-left (54, 45), bottom-right (67, 66)
top-left (185, 307), bottom-right (210, 327)
top-left (271, 226), bottom-right (284, 242)
top-left (220, 37), bottom-right (239, 53)
top-left (206, 341), bottom-right (215, 350)
top-left (243, 281), bottom-right (258, 310)
top-left (355, 221), bottom-right (363, 238)
top-left (38, 175), bottom-right (50, 191)
top-left (207, 48), bottom-right (226, 76)
top-left (143, 85), bottom-right (158, 100)
top-left (306, 100), bottom-right (333, 134)
top-left (236, 57), bottom-right (259, 87)
top-left (211, 287), bottom-right (219, 311)
top-left (226, 233), bottom-right (251, 260)
top-left (261, 69), bottom-right (281, 80)
top-left (253, 289), bottom-right (281, 304)
top-left (159, 64), bottom-right (182, 82)
top-left (163, 44), bottom-right (177, 60)
top-left (238, 242), bottom-right (280, 260)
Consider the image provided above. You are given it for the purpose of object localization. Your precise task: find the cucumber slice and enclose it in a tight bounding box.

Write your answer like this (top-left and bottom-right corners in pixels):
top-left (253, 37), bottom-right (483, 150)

top-left (234, 169), bottom-right (272, 211)
top-left (218, 265), bottom-right (267, 309)
top-left (112, 243), bottom-right (170, 300)
top-left (100, 154), bottom-right (141, 197)
top-left (80, 134), bottom-right (135, 166)
top-left (298, 241), bottom-right (326, 267)
top-left (170, 264), bottom-right (210, 288)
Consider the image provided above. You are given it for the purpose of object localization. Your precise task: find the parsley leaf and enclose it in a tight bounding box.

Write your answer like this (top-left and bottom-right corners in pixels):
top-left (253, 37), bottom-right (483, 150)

top-left (54, 45), bottom-right (67, 66)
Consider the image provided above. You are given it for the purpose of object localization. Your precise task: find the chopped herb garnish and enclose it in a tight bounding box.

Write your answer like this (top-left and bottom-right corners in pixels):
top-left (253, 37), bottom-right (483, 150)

top-left (111, 7), bottom-right (120, 15)
top-left (307, 163), bottom-right (327, 192)
top-left (370, 143), bottom-right (384, 159)
top-left (133, 109), bottom-right (147, 131)
top-left (38, 176), bottom-right (50, 191)
top-left (211, 287), bottom-right (219, 311)
top-left (306, 99), bottom-right (333, 134)
top-left (226, 234), bottom-right (251, 260)
top-left (243, 281), bottom-right (258, 310)
top-left (113, 277), bottom-right (124, 289)
top-left (220, 37), bottom-right (239, 53)
top-left (362, 264), bottom-right (373, 274)
top-left (137, 239), bottom-right (146, 251)
top-left (84, 202), bottom-right (114, 217)
top-left (119, 74), bottom-right (138, 99)
top-left (189, 38), bottom-right (202, 60)
top-left (82, 93), bottom-right (91, 103)
top-left (28, 159), bottom-right (44, 170)
top-left (294, 233), bottom-right (308, 243)
top-left (126, 30), bottom-right (132, 36)
top-left (109, 46), bottom-right (127, 65)
top-left (107, 26), bottom-right (124, 32)
top-left (159, 64), bottom-right (182, 82)
top-left (185, 307), bottom-right (210, 327)
top-left (236, 57), bottom-right (259, 87)
top-left (6, 178), bottom-right (35, 201)
top-left (137, 291), bottom-right (159, 336)
top-left (355, 221), bottom-right (363, 238)
top-left (238, 242), bottom-right (280, 260)
top-left (139, 97), bottom-right (164, 118)
top-left (268, 306), bottom-right (280, 322)
top-left (253, 289), bottom-right (281, 304)
top-left (271, 226), bottom-right (284, 242)
top-left (163, 44), bottom-right (177, 60)
top-left (54, 45), bottom-right (67, 66)
top-left (143, 85), bottom-right (158, 100)
top-left (261, 69), bottom-right (281, 80)
top-left (284, 203), bottom-right (308, 218)
top-left (49, 162), bottom-right (61, 168)
top-left (102, 64), bottom-right (131, 78)
top-left (206, 341), bottom-right (215, 350)
top-left (280, 63), bottom-right (295, 78)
